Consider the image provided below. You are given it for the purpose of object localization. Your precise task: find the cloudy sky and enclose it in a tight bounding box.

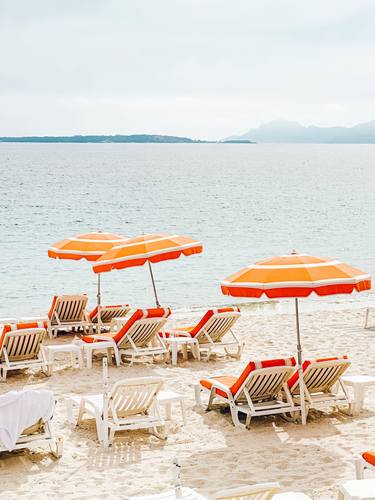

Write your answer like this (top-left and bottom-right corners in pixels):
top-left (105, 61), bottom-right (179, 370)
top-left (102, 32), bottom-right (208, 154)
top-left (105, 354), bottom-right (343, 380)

top-left (1, 0), bottom-right (375, 139)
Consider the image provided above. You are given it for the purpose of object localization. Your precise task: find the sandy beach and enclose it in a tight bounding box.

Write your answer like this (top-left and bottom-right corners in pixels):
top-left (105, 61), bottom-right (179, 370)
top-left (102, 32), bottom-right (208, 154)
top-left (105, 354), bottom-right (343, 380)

top-left (1, 306), bottom-right (374, 499)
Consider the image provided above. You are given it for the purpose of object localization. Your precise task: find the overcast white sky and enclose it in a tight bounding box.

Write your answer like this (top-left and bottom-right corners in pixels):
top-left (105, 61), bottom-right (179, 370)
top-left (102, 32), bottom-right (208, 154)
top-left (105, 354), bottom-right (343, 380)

top-left (1, 0), bottom-right (375, 139)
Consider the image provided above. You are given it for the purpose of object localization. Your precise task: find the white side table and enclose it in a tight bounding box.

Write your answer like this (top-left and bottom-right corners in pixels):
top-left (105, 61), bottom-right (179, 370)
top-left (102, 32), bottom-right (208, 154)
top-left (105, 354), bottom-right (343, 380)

top-left (75, 339), bottom-right (120, 368)
top-left (338, 479), bottom-right (375, 499)
top-left (342, 375), bottom-right (375, 415)
top-left (43, 343), bottom-right (83, 374)
top-left (165, 337), bottom-right (199, 365)
top-left (157, 390), bottom-right (187, 425)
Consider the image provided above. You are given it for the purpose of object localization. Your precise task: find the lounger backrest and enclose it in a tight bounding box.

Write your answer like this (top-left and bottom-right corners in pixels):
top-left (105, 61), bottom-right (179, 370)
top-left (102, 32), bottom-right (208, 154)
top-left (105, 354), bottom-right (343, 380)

top-left (191, 307), bottom-right (240, 343)
top-left (49, 294), bottom-right (88, 325)
top-left (0, 320), bottom-right (47, 350)
top-left (89, 304), bottom-right (131, 324)
top-left (288, 356), bottom-right (350, 394)
top-left (231, 357), bottom-right (296, 402)
top-left (1, 328), bottom-right (45, 361)
top-left (108, 377), bottom-right (163, 420)
top-left (114, 307), bottom-right (171, 348)
top-left (214, 482), bottom-right (281, 500)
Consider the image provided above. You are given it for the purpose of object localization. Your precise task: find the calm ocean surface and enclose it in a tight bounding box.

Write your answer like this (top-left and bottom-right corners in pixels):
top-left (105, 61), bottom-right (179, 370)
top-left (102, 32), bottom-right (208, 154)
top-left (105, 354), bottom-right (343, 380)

top-left (1, 143), bottom-right (374, 317)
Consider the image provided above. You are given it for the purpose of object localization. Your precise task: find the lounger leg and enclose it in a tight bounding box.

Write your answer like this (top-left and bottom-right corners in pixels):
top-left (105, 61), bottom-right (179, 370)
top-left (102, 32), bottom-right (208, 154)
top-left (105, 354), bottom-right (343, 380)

top-left (245, 413), bottom-right (252, 429)
top-left (207, 388), bottom-right (216, 410)
top-left (181, 344), bottom-right (188, 361)
top-left (113, 346), bottom-right (121, 367)
top-left (229, 404), bottom-right (244, 428)
top-left (194, 384), bottom-right (202, 405)
top-left (86, 348), bottom-right (93, 369)
top-left (165, 402), bottom-right (172, 420)
top-left (77, 400), bottom-right (86, 426)
top-left (50, 437), bottom-right (63, 459)
top-left (1, 367), bottom-right (7, 380)
top-left (150, 426), bottom-right (167, 440)
top-left (355, 459), bottom-right (365, 479)
top-left (171, 343), bottom-right (178, 366)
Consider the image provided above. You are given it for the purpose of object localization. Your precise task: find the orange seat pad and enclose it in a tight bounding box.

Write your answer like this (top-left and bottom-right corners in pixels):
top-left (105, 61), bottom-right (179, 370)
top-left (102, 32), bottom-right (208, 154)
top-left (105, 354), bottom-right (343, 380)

top-left (82, 332), bottom-right (116, 343)
top-left (200, 376), bottom-right (237, 398)
top-left (363, 451), bottom-right (375, 467)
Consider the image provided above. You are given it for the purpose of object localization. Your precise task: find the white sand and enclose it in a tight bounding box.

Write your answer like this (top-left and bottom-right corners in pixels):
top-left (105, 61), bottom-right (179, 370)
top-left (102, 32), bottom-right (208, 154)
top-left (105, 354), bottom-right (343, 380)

top-left (1, 307), bottom-right (375, 499)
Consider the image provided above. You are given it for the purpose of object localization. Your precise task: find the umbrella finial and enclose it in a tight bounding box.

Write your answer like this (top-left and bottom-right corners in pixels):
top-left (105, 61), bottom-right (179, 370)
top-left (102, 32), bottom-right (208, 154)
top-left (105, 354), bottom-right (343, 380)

top-left (291, 249), bottom-right (298, 255)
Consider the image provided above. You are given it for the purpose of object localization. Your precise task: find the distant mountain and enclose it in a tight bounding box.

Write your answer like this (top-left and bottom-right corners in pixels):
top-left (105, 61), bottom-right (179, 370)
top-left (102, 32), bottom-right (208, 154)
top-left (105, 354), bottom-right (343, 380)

top-left (226, 119), bottom-right (375, 143)
top-left (0, 134), bottom-right (203, 143)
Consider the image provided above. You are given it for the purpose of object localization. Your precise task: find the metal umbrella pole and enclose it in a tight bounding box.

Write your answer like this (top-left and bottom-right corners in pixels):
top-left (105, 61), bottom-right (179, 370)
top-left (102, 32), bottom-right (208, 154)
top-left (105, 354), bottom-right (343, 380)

top-left (295, 298), bottom-right (307, 425)
top-left (97, 273), bottom-right (102, 332)
top-left (147, 261), bottom-right (161, 307)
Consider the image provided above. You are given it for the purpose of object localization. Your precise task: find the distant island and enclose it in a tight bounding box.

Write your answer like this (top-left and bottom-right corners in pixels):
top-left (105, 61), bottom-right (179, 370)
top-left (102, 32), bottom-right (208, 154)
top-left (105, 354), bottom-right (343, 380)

top-left (226, 119), bottom-right (375, 143)
top-left (0, 134), bottom-right (204, 143)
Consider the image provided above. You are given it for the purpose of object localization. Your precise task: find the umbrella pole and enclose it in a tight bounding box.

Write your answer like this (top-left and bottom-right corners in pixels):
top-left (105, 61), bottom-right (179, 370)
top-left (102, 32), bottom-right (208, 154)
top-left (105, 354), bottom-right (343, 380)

top-left (295, 298), bottom-right (307, 425)
top-left (97, 273), bottom-right (102, 332)
top-left (147, 261), bottom-right (161, 307)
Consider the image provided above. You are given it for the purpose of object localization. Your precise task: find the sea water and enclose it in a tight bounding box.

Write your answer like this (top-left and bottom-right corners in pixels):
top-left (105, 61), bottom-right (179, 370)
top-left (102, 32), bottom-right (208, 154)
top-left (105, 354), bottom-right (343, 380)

top-left (0, 143), bottom-right (374, 317)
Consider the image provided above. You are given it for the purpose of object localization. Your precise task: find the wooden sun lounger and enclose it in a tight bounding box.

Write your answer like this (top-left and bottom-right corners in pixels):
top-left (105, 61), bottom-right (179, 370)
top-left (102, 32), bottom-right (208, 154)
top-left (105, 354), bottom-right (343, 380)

top-left (66, 377), bottom-right (166, 447)
top-left (165, 307), bottom-right (243, 361)
top-left (0, 322), bottom-right (50, 380)
top-left (81, 307), bottom-right (170, 366)
top-left (197, 357), bottom-right (299, 428)
top-left (86, 304), bottom-right (131, 332)
top-left (286, 356), bottom-right (352, 419)
top-left (47, 294), bottom-right (90, 338)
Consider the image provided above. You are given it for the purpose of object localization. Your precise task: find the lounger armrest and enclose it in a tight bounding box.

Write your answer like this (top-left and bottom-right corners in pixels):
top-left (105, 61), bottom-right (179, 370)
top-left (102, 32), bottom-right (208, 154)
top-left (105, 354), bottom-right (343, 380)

top-left (169, 330), bottom-right (192, 338)
top-left (208, 380), bottom-right (233, 398)
top-left (87, 335), bottom-right (116, 344)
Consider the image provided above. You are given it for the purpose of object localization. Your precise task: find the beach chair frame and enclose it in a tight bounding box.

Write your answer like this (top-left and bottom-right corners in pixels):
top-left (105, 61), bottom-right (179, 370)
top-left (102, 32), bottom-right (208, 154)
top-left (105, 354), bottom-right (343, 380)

top-left (171, 310), bottom-right (243, 361)
top-left (213, 482), bottom-right (281, 500)
top-left (287, 358), bottom-right (351, 417)
top-left (201, 365), bottom-right (298, 429)
top-left (87, 304), bottom-right (131, 332)
top-left (66, 377), bottom-right (166, 447)
top-left (355, 454), bottom-right (375, 479)
top-left (0, 418), bottom-right (62, 458)
top-left (87, 316), bottom-right (168, 366)
top-left (48, 294), bottom-right (90, 338)
top-left (0, 328), bottom-right (50, 380)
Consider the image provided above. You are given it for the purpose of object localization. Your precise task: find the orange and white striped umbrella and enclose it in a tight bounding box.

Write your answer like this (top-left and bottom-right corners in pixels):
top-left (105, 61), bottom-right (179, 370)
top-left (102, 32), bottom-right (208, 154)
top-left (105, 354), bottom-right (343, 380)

top-left (93, 233), bottom-right (203, 306)
top-left (48, 232), bottom-right (130, 328)
top-left (221, 253), bottom-right (371, 299)
top-left (221, 251), bottom-right (371, 425)
top-left (93, 234), bottom-right (202, 273)
top-left (48, 232), bottom-right (129, 261)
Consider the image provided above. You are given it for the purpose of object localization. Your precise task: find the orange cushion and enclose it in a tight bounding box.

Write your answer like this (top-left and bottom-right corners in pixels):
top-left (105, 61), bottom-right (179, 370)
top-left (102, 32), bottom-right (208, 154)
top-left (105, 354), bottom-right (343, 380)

top-left (0, 321), bottom-right (48, 349)
top-left (82, 332), bottom-right (116, 343)
top-left (200, 357), bottom-right (296, 398)
top-left (363, 451), bottom-right (375, 467)
top-left (48, 295), bottom-right (58, 319)
top-left (287, 355), bottom-right (349, 390)
top-left (83, 307), bottom-right (171, 344)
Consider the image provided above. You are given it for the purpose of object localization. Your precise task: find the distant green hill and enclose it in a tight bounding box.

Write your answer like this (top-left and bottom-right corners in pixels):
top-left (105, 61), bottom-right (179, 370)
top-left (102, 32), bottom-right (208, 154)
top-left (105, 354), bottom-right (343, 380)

top-left (0, 134), bottom-right (204, 143)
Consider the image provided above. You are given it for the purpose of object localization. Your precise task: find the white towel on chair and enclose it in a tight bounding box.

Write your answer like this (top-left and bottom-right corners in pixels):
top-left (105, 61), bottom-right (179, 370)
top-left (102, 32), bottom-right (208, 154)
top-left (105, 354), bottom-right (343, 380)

top-left (0, 389), bottom-right (55, 451)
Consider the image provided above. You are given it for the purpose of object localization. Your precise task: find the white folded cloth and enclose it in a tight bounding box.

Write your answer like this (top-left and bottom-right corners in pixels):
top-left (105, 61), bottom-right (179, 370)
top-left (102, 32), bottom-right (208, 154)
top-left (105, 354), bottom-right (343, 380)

top-left (0, 389), bottom-right (55, 451)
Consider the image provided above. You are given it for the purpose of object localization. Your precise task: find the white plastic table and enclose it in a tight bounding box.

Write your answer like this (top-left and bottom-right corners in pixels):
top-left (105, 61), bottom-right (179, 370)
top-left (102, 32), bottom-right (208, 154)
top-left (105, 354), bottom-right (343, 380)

top-left (157, 390), bottom-right (187, 425)
top-left (43, 343), bottom-right (83, 373)
top-left (338, 479), bottom-right (375, 499)
top-left (342, 375), bottom-right (375, 415)
top-left (165, 337), bottom-right (197, 366)
top-left (129, 487), bottom-right (206, 499)
top-left (74, 339), bottom-right (119, 368)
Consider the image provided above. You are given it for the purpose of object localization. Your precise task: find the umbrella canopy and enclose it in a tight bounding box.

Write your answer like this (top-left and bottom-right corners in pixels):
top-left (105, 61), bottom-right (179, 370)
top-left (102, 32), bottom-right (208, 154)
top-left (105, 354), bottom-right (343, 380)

top-left (48, 232), bottom-right (130, 327)
top-left (221, 252), bottom-right (371, 425)
top-left (48, 232), bottom-right (128, 261)
top-left (221, 253), bottom-right (371, 298)
top-left (93, 233), bottom-right (203, 306)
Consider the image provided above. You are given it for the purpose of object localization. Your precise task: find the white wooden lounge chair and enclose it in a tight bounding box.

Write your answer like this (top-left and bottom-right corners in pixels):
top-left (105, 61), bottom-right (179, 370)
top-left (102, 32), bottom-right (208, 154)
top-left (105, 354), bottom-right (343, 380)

top-left (81, 307), bottom-right (170, 366)
top-left (286, 356), bottom-right (352, 419)
top-left (0, 389), bottom-right (62, 457)
top-left (0, 321), bottom-right (50, 380)
top-left (47, 294), bottom-right (89, 338)
top-left (86, 303), bottom-right (131, 332)
top-left (197, 357), bottom-right (298, 428)
top-left (165, 307), bottom-right (243, 361)
top-left (213, 483), bottom-right (281, 499)
top-left (66, 377), bottom-right (166, 447)
top-left (355, 451), bottom-right (375, 479)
